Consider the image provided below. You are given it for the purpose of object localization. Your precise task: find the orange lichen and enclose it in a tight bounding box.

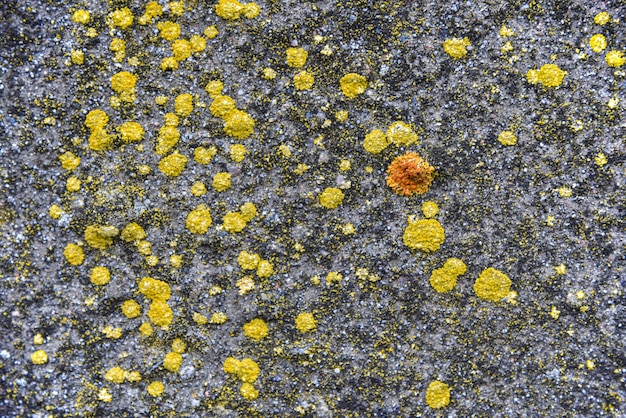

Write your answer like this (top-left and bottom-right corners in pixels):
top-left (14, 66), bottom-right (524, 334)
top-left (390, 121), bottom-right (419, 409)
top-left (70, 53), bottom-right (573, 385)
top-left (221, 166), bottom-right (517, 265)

top-left (386, 152), bottom-right (435, 196)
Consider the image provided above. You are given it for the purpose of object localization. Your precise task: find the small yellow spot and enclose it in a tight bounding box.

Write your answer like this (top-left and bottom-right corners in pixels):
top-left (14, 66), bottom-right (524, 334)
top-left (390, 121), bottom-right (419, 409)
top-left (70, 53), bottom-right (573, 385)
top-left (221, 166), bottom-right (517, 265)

top-left (139, 322), bottom-right (153, 337)
top-left (286, 47), bottom-right (308, 68)
top-left (335, 110), bottom-right (348, 122)
top-left (339, 159), bottom-right (351, 171)
top-left (121, 300), bottom-right (141, 318)
top-left (90, 266), bottom-right (111, 286)
top-left (211, 312), bottom-right (228, 324)
top-left (473, 267), bottom-right (512, 302)
top-left (98, 388), bottom-right (113, 402)
top-left (262, 67), bottom-right (277, 80)
top-left (243, 318), bottom-right (269, 340)
top-left (222, 212), bottom-right (247, 233)
top-left (557, 186), bottom-right (572, 198)
top-left (426, 380), bottom-right (451, 409)
top-left (606, 50), bottom-right (626, 68)
top-left (137, 165), bottom-right (151, 175)
top-left (105, 366), bottom-right (125, 384)
top-left (576, 290), bottom-right (586, 300)
top-left (326, 271), bottom-right (343, 285)
top-left (594, 12), bottom-right (610, 26)
top-left (31, 350), bottom-right (48, 365)
top-left (33, 334), bottom-right (44, 345)
top-left (549, 306), bottom-right (561, 320)
top-left (294, 163), bottom-right (309, 175)
top-left (204, 25), bottom-right (218, 39)
top-left (72, 10), bottom-right (91, 24)
top-left (63, 243), bottom-right (84, 266)
top-left (595, 153), bottom-right (608, 167)
top-left (243, 3), bottom-right (261, 18)
top-left (125, 371), bottom-right (141, 382)
top-left (240, 382), bottom-right (259, 400)
top-left (607, 96), bottom-right (619, 109)
top-left (158, 152), bottom-right (188, 177)
top-left (294, 70), bottom-right (315, 90)
top-left (499, 25), bottom-right (515, 37)
top-left (191, 181), bottom-right (207, 196)
top-left (213, 172), bottom-right (232, 192)
top-left (161, 56), bottom-right (179, 71)
top-left (386, 121), bottom-right (418, 146)
top-left (497, 130), bottom-right (517, 146)
top-left (555, 264), bottom-right (567, 275)
top-left (172, 338), bottom-right (186, 354)
top-left (363, 129), bottom-right (388, 154)
top-left (193, 312), bottom-right (208, 324)
top-left (58, 152), bottom-right (80, 170)
top-left (238, 251), bottom-right (261, 270)
top-left (66, 176), bottom-right (81, 192)
top-left (84, 224), bottom-right (118, 250)
top-left (194, 146), bottom-right (218, 164)
top-left (147, 381), bottom-right (164, 397)
top-left (500, 41), bottom-right (513, 54)
top-left (164, 352), bottom-right (183, 372)
top-left (256, 260), bottom-right (274, 278)
top-left (139, 277), bottom-right (171, 301)
top-left (295, 312), bottom-right (316, 333)
top-left (319, 188), bottom-right (344, 209)
top-left (120, 222), bottom-right (146, 243)
top-left (339, 73), bottom-right (367, 98)
top-left (70, 50), bottom-right (84, 65)
top-left (589, 34), bottom-right (607, 52)
top-left (310, 275), bottom-right (321, 285)
top-left (175, 94), bottom-right (193, 117)
top-left (421, 201), bottom-right (439, 218)
top-left (169, 1), bottom-right (185, 16)
top-left (103, 326), bottom-right (122, 339)
top-left (341, 223), bottom-right (355, 235)
top-left (586, 359), bottom-right (596, 370)
top-left (170, 254), bottom-right (183, 268)
top-left (403, 219), bottom-right (445, 252)
top-left (443, 37), bottom-right (470, 59)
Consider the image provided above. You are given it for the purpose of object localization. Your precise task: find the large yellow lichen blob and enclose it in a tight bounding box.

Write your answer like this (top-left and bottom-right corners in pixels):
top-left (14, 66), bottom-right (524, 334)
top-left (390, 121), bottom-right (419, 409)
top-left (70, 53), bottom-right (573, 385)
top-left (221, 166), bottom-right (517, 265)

top-left (295, 312), bottom-right (317, 333)
top-left (90, 266), bottom-right (111, 286)
top-left (319, 187), bottom-right (344, 209)
top-left (363, 129), bottom-right (388, 154)
top-left (473, 267), bottom-right (512, 301)
top-left (426, 380), bottom-right (451, 409)
top-left (63, 243), bottom-right (84, 265)
top-left (110, 71), bottom-right (136, 94)
top-left (223, 110), bottom-right (255, 139)
top-left (606, 51), bottom-right (626, 68)
top-left (527, 64), bottom-right (566, 88)
top-left (443, 37), bottom-right (470, 59)
top-left (403, 218), bottom-right (445, 252)
top-left (429, 258), bottom-right (467, 293)
top-left (158, 152), bottom-right (188, 177)
top-left (186, 204), bottom-right (212, 234)
top-left (286, 47), bottom-right (308, 68)
top-left (119, 122), bottom-right (145, 143)
top-left (84, 225), bottom-right (119, 250)
top-left (163, 352), bottom-right (182, 372)
top-left (589, 34), bottom-right (607, 53)
top-left (497, 130), bottom-right (517, 146)
top-left (148, 300), bottom-right (173, 327)
top-left (386, 121), bottom-right (418, 146)
top-left (120, 222), bottom-right (146, 242)
top-left (243, 318), bottom-right (269, 340)
top-left (340, 73), bottom-right (367, 98)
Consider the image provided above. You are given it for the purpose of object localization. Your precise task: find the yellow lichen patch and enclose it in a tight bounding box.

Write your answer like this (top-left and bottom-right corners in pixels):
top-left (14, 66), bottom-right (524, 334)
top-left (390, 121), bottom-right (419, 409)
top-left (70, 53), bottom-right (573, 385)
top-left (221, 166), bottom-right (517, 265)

top-left (238, 251), bottom-right (260, 270)
top-left (326, 271), bottom-right (343, 285)
top-left (242, 3), bottom-right (261, 18)
top-left (403, 218), bottom-right (445, 252)
top-left (170, 254), bottom-right (183, 268)
top-left (557, 186), bottom-right (572, 198)
top-left (194, 146), bottom-right (218, 164)
top-left (156, 126), bottom-right (180, 155)
top-left (190, 181), bottom-right (207, 196)
top-left (72, 9), bottom-right (91, 24)
top-left (422, 201), bottom-right (439, 218)
top-left (172, 39), bottom-right (192, 61)
top-left (88, 128), bottom-right (114, 151)
top-left (595, 153), bottom-right (608, 167)
top-left (429, 258), bottom-right (467, 293)
top-left (237, 358), bottom-right (260, 383)
top-left (240, 202), bottom-right (257, 221)
top-left (363, 129), bottom-right (388, 154)
top-left (33, 334), bottom-right (44, 345)
top-left (71, 50), bottom-right (84, 65)
top-left (161, 57), bottom-right (178, 71)
top-left (175, 94), bottom-right (193, 117)
top-left (223, 110), bottom-right (255, 139)
top-left (110, 71), bottom-right (136, 94)
top-left (499, 25), bottom-right (514, 37)
top-left (121, 299), bottom-right (141, 318)
top-left (211, 312), bottom-right (227, 324)
top-left (295, 312), bottom-right (316, 333)
top-left (262, 67), bottom-right (277, 80)
top-left (139, 322), bottom-right (153, 337)
top-left (294, 70), bottom-right (315, 90)
top-left (85, 109), bottom-right (109, 130)
top-left (158, 152), bottom-right (188, 177)
top-left (256, 260), bottom-right (274, 278)
top-left (210, 95), bottom-right (236, 118)
top-left (31, 350), bottom-right (48, 365)
top-left (589, 34), bottom-right (607, 53)
top-left (66, 176), bottom-right (81, 192)
top-left (157, 21), bottom-right (180, 40)
top-left (426, 380), bottom-right (451, 409)
top-left (606, 51), bottom-right (626, 68)
top-left (164, 352), bottom-right (182, 372)
top-left (286, 47), bottom-right (308, 68)
top-left (119, 122), bottom-right (145, 143)
top-left (49, 204), bottom-right (63, 219)
top-left (386, 121), bottom-right (418, 146)
top-left (147, 381), bottom-right (164, 397)
top-left (237, 276), bottom-right (256, 295)
top-left (110, 38), bottom-right (126, 62)
top-left (204, 25), bottom-right (219, 39)
top-left (103, 326), bottom-right (122, 339)
top-left (339, 73), bottom-right (367, 98)
top-left (148, 300), bottom-right (173, 327)
top-left (59, 151), bottom-right (80, 170)
top-left (342, 223), bottom-right (355, 235)
top-left (205, 80), bottom-right (224, 98)
top-left (84, 224), bottom-right (118, 250)
top-left (443, 37), bottom-right (470, 59)
top-left (64, 243), bottom-right (84, 265)
top-left (223, 211), bottom-right (247, 233)
top-left (172, 338), bottom-right (186, 354)
top-left (169, 1), bottom-right (184, 15)
top-left (121, 222), bottom-right (146, 242)
top-left (164, 113), bottom-right (179, 127)
top-left (319, 187), bottom-right (344, 209)
top-left (529, 64), bottom-right (565, 88)
top-left (213, 172), bottom-right (232, 191)
top-left (97, 388), bottom-right (112, 403)
top-left (474, 267), bottom-right (512, 302)
top-left (139, 1), bottom-right (163, 24)
top-left (193, 312), bottom-right (208, 324)
top-left (190, 35), bottom-right (206, 53)
top-left (497, 130), bottom-right (517, 146)
top-left (230, 144), bottom-right (246, 162)
top-left (139, 277), bottom-right (171, 301)
top-left (215, 0), bottom-right (244, 20)
top-left (243, 318), bottom-right (269, 340)
top-left (186, 204), bottom-right (212, 234)
top-left (90, 266), bottom-right (111, 286)
top-left (555, 264), bottom-right (567, 275)
top-left (594, 11), bottom-right (610, 25)
top-left (105, 366), bottom-right (125, 384)
top-left (336, 110), bottom-right (349, 122)
top-left (125, 371), bottom-right (141, 382)
top-left (223, 357), bottom-right (240, 374)
top-left (240, 382), bottom-right (259, 400)
top-left (136, 240), bottom-right (152, 256)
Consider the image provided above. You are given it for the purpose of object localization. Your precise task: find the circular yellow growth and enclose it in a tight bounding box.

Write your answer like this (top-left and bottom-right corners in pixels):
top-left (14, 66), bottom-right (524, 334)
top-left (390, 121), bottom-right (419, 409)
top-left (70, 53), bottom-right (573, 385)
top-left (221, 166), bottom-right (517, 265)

top-left (85, 109), bottom-right (108, 130)
top-left (148, 300), bottom-right (173, 327)
top-left (294, 71), bottom-right (314, 90)
top-left (172, 339), bottom-right (186, 354)
top-left (594, 11), bottom-right (610, 25)
top-left (31, 350), bottom-right (48, 365)
top-left (108, 8), bottom-right (134, 29)
top-left (147, 381), bottom-right (164, 397)
top-left (205, 80), bottom-right (224, 98)
top-left (426, 380), bottom-right (450, 409)
top-left (172, 39), bottom-right (192, 61)
top-left (66, 176), bottom-right (81, 192)
top-left (64, 243), bottom-right (84, 265)
top-left (72, 10), bottom-right (91, 24)
top-left (497, 130), bottom-right (517, 146)
top-left (230, 144), bottom-right (246, 162)
top-left (474, 267), bottom-right (512, 301)
top-left (295, 312), bottom-right (316, 333)
top-left (238, 358), bottom-right (260, 383)
top-left (223, 110), bottom-right (255, 139)
top-left (120, 222), bottom-right (146, 242)
top-left (326, 271), bottom-right (343, 285)
top-left (429, 258), bottom-right (467, 293)
top-left (110, 71), bottom-right (136, 93)
top-left (589, 34), bottom-right (607, 53)
top-left (421, 201), bottom-right (439, 218)
top-left (121, 300), bottom-right (141, 318)
top-left (175, 94), bottom-right (193, 117)
top-left (186, 204), bottom-right (212, 234)
top-left (386, 121), bottom-right (418, 146)
top-left (158, 152), bottom-right (188, 177)
top-left (90, 266), bottom-right (111, 286)
top-left (205, 25), bottom-right (219, 38)
top-left (49, 204), bottom-right (63, 219)
top-left (240, 382), bottom-right (258, 400)
top-left (59, 151), bottom-right (80, 170)
top-left (161, 57), bottom-right (178, 71)
top-left (223, 212), bottom-right (247, 233)
top-left (339, 73), bottom-right (367, 98)
top-left (139, 277), bottom-right (171, 301)
top-left (243, 3), bottom-right (261, 18)
top-left (157, 21), bottom-right (180, 40)
top-left (223, 357), bottom-right (240, 374)
top-left (194, 146), bottom-right (218, 164)
top-left (105, 366), bottom-right (125, 383)
top-left (286, 47), bottom-right (308, 68)
top-left (363, 129), bottom-right (388, 154)
top-left (606, 51), bottom-right (626, 68)
top-left (240, 202), bottom-right (258, 221)
top-left (213, 172), bottom-right (232, 191)
top-left (119, 122), bottom-right (144, 142)
top-left (243, 318), bottom-right (269, 340)
top-left (238, 251), bottom-right (260, 270)
top-left (216, 0), bottom-right (244, 20)
top-left (164, 352), bottom-right (182, 372)
top-left (125, 371), bottom-right (141, 382)
top-left (190, 181), bottom-right (207, 196)
top-left (537, 64), bottom-right (565, 88)
top-left (210, 95), bottom-right (236, 118)
top-left (88, 128), bottom-right (113, 151)
top-left (256, 260), bottom-right (274, 278)
top-left (403, 219), bottom-right (445, 252)
top-left (85, 225), bottom-right (118, 250)
top-left (190, 35), bottom-right (206, 53)
top-left (319, 188), bottom-right (344, 209)
top-left (443, 37), bottom-right (470, 59)
top-left (71, 50), bottom-right (84, 65)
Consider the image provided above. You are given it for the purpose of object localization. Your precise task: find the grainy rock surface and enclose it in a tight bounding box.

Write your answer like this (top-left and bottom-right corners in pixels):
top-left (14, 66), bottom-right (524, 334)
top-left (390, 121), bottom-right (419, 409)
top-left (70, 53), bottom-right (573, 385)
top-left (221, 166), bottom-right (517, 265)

top-left (0, 0), bottom-right (624, 416)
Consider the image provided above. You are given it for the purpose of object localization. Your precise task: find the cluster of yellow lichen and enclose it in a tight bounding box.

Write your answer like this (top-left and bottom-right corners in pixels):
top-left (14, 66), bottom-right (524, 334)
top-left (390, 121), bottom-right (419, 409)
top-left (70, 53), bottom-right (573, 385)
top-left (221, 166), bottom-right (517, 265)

top-left (363, 121), bottom-right (419, 154)
top-left (223, 357), bottom-right (261, 400)
top-left (208, 82), bottom-right (256, 140)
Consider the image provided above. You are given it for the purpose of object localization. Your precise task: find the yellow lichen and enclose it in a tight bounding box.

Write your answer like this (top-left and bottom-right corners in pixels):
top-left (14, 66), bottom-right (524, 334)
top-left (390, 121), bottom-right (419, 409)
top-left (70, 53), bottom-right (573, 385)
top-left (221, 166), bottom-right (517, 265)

top-left (157, 21), bottom-right (181, 40)
top-left (242, 3), bottom-right (261, 18)
top-left (169, 1), bottom-right (184, 15)
top-left (363, 129), bottom-right (388, 154)
top-left (158, 152), bottom-right (188, 177)
top-left (66, 176), bottom-right (81, 192)
top-left (70, 50), bottom-right (84, 65)
top-left (139, 322), bottom-right (153, 337)
top-left (386, 121), bottom-right (418, 146)
top-left (88, 128), bottom-right (114, 151)
top-left (426, 380), bottom-right (451, 409)
top-left (59, 151), bottom-right (80, 170)
top-left (108, 8), bottom-right (134, 29)
top-left (212, 172), bottom-right (232, 191)
top-left (606, 51), bottom-right (626, 68)
top-left (139, 277), bottom-right (171, 301)
top-left (205, 80), bottom-right (224, 98)
top-left (163, 352), bottom-right (182, 372)
top-left (594, 11), bottom-right (610, 25)
top-left (31, 350), bottom-right (48, 365)
top-left (161, 57), bottom-right (179, 71)
top-left (240, 202), bottom-right (257, 221)
top-left (443, 37), bottom-right (470, 59)
top-left (243, 318), bottom-right (269, 340)
top-left (119, 122), bottom-right (145, 143)
top-left (84, 224), bottom-right (118, 250)
top-left (262, 67), bottom-right (277, 80)
top-left (105, 366), bottom-right (125, 384)
top-left (49, 204), bottom-right (63, 219)
top-left (256, 260), bottom-right (274, 278)
top-left (193, 312), bottom-right (208, 324)
top-left (189, 35), bottom-right (206, 53)
top-left (186, 204), bottom-right (212, 234)
top-left (148, 300), bottom-right (173, 327)
top-left (230, 144), bottom-right (246, 162)
top-left (156, 126), bottom-right (180, 155)
top-left (294, 71), bottom-right (315, 90)
top-left (121, 300), bottom-right (141, 318)
top-left (175, 94), bottom-right (193, 117)
top-left (210, 95), bottom-right (236, 118)
top-left (172, 339), bottom-right (186, 354)
top-left (497, 130), bottom-right (517, 146)
top-left (147, 381), bottom-right (164, 397)
top-left (339, 73), bottom-right (367, 98)
top-left (190, 181), bottom-right (207, 196)
top-left (63, 243), bottom-right (84, 265)
top-left (429, 258), bottom-right (467, 293)
top-left (103, 326), bottom-right (122, 339)
top-left (319, 188), bottom-right (344, 209)
top-left (286, 47), bottom-right (308, 68)
top-left (85, 109), bottom-right (109, 130)
top-left (194, 146), bottom-right (218, 164)
top-left (72, 10), bottom-right (91, 24)
top-left (110, 71), bottom-right (136, 94)
top-left (172, 39), bottom-right (192, 61)
top-left (326, 271), bottom-right (343, 285)
top-left (474, 267), bottom-right (512, 302)
top-left (589, 34), bottom-right (607, 53)
top-left (240, 382), bottom-right (259, 400)
top-left (121, 222), bottom-right (146, 242)
top-left (211, 312), bottom-right (227, 324)
top-left (530, 64), bottom-right (565, 87)
top-left (164, 112), bottom-right (179, 127)
top-left (403, 219), bottom-right (445, 252)
top-left (295, 312), bottom-right (316, 333)
top-left (223, 110), bottom-right (255, 139)
top-left (204, 25), bottom-right (219, 39)
top-left (421, 201), bottom-right (439, 218)
top-left (222, 212), bottom-right (247, 233)
top-left (215, 0), bottom-right (244, 20)
top-left (170, 254), bottom-right (183, 268)
top-left (90, 266), bottom-right (111, 286)
top-left (238, 251), bottom-right (260, 270)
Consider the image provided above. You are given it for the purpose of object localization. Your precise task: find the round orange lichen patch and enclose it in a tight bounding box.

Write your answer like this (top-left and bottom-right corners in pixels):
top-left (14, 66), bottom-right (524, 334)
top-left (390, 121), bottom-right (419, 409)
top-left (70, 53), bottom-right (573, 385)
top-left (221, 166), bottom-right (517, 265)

top-left (473, 267), bottom-right (512, 301)
top-left (386, 152), bottom-right (434, 196)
